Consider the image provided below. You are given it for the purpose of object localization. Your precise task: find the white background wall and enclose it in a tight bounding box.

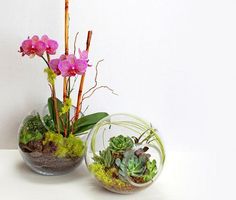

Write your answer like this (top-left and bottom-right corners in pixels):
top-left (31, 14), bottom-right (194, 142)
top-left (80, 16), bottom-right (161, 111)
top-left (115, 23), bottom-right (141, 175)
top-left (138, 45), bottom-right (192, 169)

top-left (0, 0), bottom-right (236, 153)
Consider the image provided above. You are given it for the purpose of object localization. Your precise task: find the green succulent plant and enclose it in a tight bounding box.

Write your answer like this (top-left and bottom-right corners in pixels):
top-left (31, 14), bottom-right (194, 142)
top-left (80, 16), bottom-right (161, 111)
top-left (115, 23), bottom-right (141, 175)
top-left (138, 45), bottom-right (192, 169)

top-left (20, 130), bottom-right (43, 145)
top-left (19, 114), bottom-right (46, 144)
top-left (93, 148), bottom-right (114, 168)
top-left (22, 114), bottom-right (47, 134)
top-left (143, 160), bottom-right (158, 182)
top-left (115, 151), bottom-right (146, 180)
top-left (109, 135), bottom-right (134, 153)
top-left (43, 114), bottom-right (55, 131)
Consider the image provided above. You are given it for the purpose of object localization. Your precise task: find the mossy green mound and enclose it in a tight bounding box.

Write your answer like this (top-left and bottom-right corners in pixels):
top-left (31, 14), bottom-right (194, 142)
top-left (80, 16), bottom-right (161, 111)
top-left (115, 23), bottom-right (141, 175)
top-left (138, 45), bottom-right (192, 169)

top-left (89, 163), bottom-right (131, 189)
top-left (43, 131), bottom-right (84, 158)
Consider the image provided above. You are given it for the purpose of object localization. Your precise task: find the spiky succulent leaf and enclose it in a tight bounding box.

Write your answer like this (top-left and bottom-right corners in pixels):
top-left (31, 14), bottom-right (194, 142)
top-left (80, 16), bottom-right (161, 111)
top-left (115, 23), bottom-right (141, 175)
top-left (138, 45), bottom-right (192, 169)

top-left (93, 148), bottom-right (114, 168)
top-left (43, 114), bottom-right (55, 131)
top-left (143, 160), bottom-right (158, 182)
top-left (109, 135), bottom-right (134, 153)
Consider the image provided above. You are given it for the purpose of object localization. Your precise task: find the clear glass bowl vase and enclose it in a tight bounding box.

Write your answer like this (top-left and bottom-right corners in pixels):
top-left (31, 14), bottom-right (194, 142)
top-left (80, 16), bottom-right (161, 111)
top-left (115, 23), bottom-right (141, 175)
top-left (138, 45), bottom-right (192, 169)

top-left (85, 113), bottom-right (165, 194)
top-left (18, 105), bottom-right (85, 176)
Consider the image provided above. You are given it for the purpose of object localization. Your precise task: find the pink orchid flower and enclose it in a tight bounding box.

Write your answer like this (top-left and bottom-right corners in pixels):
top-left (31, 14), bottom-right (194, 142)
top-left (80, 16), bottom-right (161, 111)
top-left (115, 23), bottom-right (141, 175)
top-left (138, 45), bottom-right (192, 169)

top-left (49, 58), bottom-right (61, 75)
top-left (49, 52), bottom-right (89, 77)
top-left (58, 54), bottom-right (82, 77)
top-left (49, 55), bottom-right (68, 75)
top-left (41, 35), bottom-right (58, 55)
top-left (20, 35), bottom-right (46, 57)
top-left (79, 49), bottom-right (88, 60)
top-left (20, 35), bottom-right (58, 57)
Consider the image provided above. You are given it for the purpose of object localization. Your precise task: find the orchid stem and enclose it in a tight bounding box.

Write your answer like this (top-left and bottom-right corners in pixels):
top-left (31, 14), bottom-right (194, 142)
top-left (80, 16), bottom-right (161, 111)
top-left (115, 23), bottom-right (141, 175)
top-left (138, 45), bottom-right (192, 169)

top-left (52, 85), bottom-right (61, 134)
top-left (45, 53), bottom-right (60, 134)
top-left (41, 56), bottom-right (50, 68)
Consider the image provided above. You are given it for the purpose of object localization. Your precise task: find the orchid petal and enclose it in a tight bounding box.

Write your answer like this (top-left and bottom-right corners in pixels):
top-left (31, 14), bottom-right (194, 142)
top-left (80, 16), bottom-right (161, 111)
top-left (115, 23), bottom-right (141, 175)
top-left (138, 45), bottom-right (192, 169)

top-left (46, 40), bottom-right (58, 55)
top-left (79, 49), bottom-right (88, 60)
top-left (34, 41), bottom-right (46, 56)
top-left (49, 59), bottom-right (61, 75)
top-left (20, 39), bottom-right (33, 56)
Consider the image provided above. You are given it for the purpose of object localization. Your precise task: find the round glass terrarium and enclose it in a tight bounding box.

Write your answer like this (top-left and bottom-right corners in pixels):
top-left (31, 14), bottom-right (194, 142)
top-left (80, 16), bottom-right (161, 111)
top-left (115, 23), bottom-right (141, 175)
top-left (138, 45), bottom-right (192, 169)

top-left (85, 114), bottom-right (165, 194)
top-left (18, 105), bottom-right (85, 176)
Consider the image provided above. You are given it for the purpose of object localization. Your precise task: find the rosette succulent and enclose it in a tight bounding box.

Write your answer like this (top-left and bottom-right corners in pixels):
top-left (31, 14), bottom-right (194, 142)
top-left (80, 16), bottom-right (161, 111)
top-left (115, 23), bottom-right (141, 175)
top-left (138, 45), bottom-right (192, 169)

top-left (115, 151), bottom-right (146, 180)
top-left (115, 149), bottom-right (158, 183)
top-left (109, 135), bottom-right (134, 153)
top-left (143, 160), bottom-right (158, 182)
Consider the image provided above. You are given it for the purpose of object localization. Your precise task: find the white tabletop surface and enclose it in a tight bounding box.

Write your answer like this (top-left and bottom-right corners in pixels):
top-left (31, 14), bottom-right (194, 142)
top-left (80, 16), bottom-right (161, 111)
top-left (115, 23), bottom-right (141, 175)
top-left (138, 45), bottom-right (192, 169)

top-left (0, 150), bottom-right (228, 200)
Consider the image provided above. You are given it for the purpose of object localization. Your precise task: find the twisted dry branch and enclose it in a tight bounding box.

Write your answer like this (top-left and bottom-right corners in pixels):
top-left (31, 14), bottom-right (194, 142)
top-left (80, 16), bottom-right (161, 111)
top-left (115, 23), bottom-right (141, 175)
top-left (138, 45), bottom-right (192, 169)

top-left (82, 86), bottom-right (118, 102)
top-left (82, 59), bottom-right (104, 97)
top-left (81, 59), bottom-right (118, 104)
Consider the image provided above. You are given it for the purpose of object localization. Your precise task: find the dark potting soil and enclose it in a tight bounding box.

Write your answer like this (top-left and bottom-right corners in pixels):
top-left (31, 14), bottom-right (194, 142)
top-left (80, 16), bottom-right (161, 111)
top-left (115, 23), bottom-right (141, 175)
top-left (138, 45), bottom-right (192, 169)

top-left (19, 141), bottom-right (83, 175)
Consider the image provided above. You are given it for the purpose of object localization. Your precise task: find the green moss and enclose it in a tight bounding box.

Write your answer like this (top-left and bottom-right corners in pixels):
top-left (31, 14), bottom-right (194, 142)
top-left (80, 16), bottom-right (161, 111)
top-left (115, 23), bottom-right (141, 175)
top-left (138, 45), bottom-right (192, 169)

top-left (43, 131), bottom-right (85, 158)
top-left (44, 67), bottom-right (56, 85)
top-left (89, 163), bottom-right (129, 189)
top-left (65, 134), bottom-right (85, 157)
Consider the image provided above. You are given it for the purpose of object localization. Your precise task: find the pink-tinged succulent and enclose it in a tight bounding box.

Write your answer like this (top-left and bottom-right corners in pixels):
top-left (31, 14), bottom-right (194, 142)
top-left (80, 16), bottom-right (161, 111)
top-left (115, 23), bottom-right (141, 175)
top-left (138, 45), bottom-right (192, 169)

top-left (41, 35), bottom-right (58, 55)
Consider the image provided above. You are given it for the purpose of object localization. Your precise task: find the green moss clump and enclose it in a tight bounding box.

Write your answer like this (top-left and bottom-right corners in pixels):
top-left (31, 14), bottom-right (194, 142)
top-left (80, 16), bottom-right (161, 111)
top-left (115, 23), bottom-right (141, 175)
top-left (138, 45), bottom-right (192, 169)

top-left (89, 163), bottom-right (131, 190)
top-left (43, 131), bottom-right (85, 158)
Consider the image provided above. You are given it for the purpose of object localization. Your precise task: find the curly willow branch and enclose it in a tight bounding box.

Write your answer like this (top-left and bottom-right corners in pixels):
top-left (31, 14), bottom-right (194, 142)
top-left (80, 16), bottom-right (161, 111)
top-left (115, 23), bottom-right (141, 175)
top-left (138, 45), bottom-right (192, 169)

top-left (82, 86), bottom-right (118, 102)
top-left (83, 59), bottom-right (104, 97)
top-left (81, 60), bottom-right (118, 104)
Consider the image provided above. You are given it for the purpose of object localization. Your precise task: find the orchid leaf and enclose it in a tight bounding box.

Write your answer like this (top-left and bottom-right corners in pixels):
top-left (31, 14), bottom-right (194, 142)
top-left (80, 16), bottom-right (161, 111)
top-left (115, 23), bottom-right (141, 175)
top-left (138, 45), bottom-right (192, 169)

top-left (47, 97), bottom-right (66, 133)
top-left (73, 112), bottom-right (108, 134)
